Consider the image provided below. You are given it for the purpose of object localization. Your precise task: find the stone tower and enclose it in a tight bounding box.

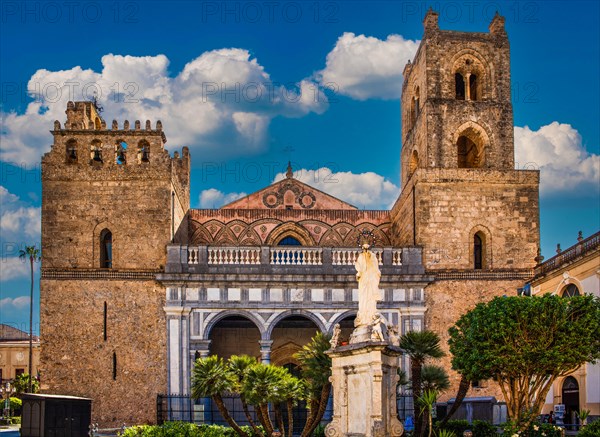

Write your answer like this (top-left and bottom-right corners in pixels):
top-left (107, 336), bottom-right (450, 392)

top-left (40, 101), bottom-right (190, 424)
top-left (391, 11), bottom-right (540, 397)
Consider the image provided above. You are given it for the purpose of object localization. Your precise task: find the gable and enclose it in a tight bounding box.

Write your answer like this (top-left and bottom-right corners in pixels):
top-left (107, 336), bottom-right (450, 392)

top-left (222, 176), bottom-right (357, 210)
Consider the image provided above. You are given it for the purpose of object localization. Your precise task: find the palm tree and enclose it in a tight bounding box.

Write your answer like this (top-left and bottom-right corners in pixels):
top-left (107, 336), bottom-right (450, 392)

top-left (228, 355), bottom-right (263, 437)
top-left (19, 245), bottom-right (41, 394)
top-left (191, 355), bottom-right (248, 437)
top-left (420, 365), bottom-right (450, 437)
top-left (399, 330), bottom-right (445, 437)
top-left (241, 363), bottom-right (286, 435)
top-left (294, 332), bottom-right (332, 437)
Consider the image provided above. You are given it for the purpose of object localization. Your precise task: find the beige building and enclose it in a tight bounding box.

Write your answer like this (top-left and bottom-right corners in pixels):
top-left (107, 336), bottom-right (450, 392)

top-left (40, 10), bottom-right (541, 426)
top-left (0, 324), bottom-right (40, 383)
top-left (528, 232), bottom-right (600, 424)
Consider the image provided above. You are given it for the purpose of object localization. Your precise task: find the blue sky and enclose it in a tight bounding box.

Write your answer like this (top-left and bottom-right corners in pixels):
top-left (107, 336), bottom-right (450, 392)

top-left (1, 0), bottom-right (599, 333)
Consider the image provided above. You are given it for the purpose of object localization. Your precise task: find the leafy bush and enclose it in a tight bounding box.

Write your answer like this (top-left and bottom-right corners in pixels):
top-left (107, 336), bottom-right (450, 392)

top-left (436, 430), bottom-right (456, 437)
top-left (440, 420), bottom-right (470, 435)
top-left (312, 423), bottom-right (327, 437)
top-left (471, 420), bottom-right (498, 437)
top-left (119, 422), bottom-right (263, 437)
top-left (579, 418), bottom-right (600, 437)
top-left (501, 421), bottom-right (562, 437)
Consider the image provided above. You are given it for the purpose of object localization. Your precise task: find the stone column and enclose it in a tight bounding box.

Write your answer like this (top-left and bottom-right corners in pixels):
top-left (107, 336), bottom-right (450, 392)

top-left (326, 343), bottom-right (403, 437)
top-left (259, 340), bottom-right (273, 363)
top-left (165, 306), bottom-right (191, 395)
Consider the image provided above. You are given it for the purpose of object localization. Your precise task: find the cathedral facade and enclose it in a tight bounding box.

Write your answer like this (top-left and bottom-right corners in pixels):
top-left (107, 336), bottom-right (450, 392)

top-left (40, 11), bottom-right (539, 425)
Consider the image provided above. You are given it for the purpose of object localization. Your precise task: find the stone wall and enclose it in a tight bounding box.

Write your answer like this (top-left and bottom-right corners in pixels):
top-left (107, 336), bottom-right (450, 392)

top-left (39, 279), bottom-right (166, 425)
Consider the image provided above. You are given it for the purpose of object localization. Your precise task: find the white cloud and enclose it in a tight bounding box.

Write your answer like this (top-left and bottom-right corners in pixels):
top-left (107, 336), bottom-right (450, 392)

top-left (0, 257), bottom-right (32, 282)
top-left (317, 32), bottom-right (419, 100)
top-left (0, 296), bottom-right (31, 309)
top-left (1, 206), bottom-right (41, 238)
top-left (274, 167), bottom-right (400, 209)
top-left (0, 186), bottom-right (19, 204)
top-left (0, 187), bottom-right (41, 256)
top-left (199, 188), bottom-right (247, 209)
top-left (515, 122), bottom-right (600, 196)
top-left (1, 50), bottom-right (328, 165)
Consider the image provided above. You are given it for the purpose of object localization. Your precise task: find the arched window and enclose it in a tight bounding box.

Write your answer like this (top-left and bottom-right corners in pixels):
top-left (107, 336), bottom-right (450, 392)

top-left (115, 141), bottom-right (127, 165)
top-left (457, 135), bottom-right (482, 168)
top-left (66, 139), bottom-right (77, 163)
top-left (100, 229), bottom-right (113, 268)
top-left (469, 74), bottom-right (478, 100)
top-left (561, 284), bottom-right (580, 297)
top-left (455, 73), bottom-right (465, 100)
top-left (138, 140), bottom-right (150, 163)
top-left (474, 232), bottom-right (484, 269)
top-left (278, 236), bottom-right (302, 246)
top-left (91, 140), bottom-right (103, 163)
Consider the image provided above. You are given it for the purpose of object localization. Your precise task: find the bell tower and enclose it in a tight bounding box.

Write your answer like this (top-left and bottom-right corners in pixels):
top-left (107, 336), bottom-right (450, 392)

top-left (391, 10), bottom-right (539, 272)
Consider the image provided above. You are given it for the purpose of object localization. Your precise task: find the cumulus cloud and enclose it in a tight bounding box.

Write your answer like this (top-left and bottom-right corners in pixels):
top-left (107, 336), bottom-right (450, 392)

top-left (0, 296), bottom-right (31, 309)
top-left (1, 50), bottom-right (328, 165)
top-left (199, 188), bottom-right (247, 208)
top-left (515, 122), bottom-right (600, 196)
top-left (317, 32), bottom-right (419, 100)
top-left (274, 167), bottom-right (400, 209)
top-left (0, 186), bottom-right (41, 239)
top-left (0, 257), bottom-right (33, 282)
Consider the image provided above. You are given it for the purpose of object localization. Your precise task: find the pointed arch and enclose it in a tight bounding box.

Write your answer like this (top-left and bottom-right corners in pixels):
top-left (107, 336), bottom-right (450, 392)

top-left (266, 223), bottom-right (315, 246)
top-left (453, 121), bottom-right (492, 168)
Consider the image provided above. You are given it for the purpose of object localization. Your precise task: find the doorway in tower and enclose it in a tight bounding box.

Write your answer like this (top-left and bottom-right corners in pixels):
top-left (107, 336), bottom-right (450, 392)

top-left (270, 314), bottom-right (324, 434)
top-left (561, 376), bottom-right (580, 428)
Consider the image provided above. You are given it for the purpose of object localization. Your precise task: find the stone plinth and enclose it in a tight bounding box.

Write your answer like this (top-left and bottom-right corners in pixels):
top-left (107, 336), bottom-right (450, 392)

top-left (326, 342), bottom-right (404, 437)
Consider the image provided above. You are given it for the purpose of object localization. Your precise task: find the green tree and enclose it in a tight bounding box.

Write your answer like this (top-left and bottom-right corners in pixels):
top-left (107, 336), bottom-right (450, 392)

top-left (448, 294), bottom-right (600, 431)
top-left (399, 330), bottom-right (445, 437)
top-left (293, 332), bottom-right (332, 437)
top-left (18, 245), bottom-right (41, 394)
top-left (191, 355), bottom-right (248, 437)
top-left (419, 365), bottom-right (449, 437)
top-left (228, 355), bottom-right (263, 437)
top-left (12, 373), bottom-right (39, 395)
top-left (241, 363), bottom-right (287, 435)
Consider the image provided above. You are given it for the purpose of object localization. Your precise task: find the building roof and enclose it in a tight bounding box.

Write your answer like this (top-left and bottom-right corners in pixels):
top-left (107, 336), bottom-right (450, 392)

top-left (0, 324), bottom-right (39, 342)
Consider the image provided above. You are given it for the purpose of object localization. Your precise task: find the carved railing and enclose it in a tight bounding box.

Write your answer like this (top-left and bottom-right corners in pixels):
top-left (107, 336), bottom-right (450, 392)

top-left (534, 232), bottom-right (600, 277)
top-left (176, 246), bottom-right (417, 269)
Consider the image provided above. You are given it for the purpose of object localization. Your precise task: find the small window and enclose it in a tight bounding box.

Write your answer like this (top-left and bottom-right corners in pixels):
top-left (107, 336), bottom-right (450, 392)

top-left (100, 229), bottom-right (113, 268)
top-left (469, 74), bottom-right (478, 100)
top-left (91, 141), bottom-right (103, 163)
top-left (561, 284), bottom-right (580, 297)
top-left (112, 352), bottom-right (117, 380)
top-left (138, 140), bottom-right (150, 163)
top-left (15, 368), bottom-right (25, 377)
top-left (455, 73), bottom-right (465, 100)
top-left (474, 233), bottom-right (484, 270)
top-left (116, 141), bottom-right (127, 165)
top-left (457, 136), bottom-right (481, 168)
top-left (66, 140), bottom-right (78, 163)
top-left (278, 236), bottom-right (302, 246)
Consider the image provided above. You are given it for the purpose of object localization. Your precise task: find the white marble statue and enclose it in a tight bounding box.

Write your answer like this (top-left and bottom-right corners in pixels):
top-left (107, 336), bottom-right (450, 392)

top-left (355, 243), bottom-right (383, 326)
top-left (330, 323), bottom-right (342, 348)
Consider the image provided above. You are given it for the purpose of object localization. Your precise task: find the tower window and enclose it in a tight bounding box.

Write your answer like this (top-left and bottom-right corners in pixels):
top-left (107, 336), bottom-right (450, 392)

top-left (66, 140), bottom-right (77, 163)
top-left (91, 141), bottom-right (103, 163)
top-left (455, 73), bottom-right (465, 100)
top-left (474, 232), bottom-right (484, 269)
top-left (100, 229), bottom-right (113, 268)
top-left (457, 136), bottom-right (482, 168)
top-left (138, 140), bottom-right (150, 163)
top-left (112, 352), bottom-right (117, 380)
top-left (469, 74), bottom-right (478, 100)
top-left (116, 141), bottom-right (127, 165)
top-left (103, 301), bottom-right (108, 341)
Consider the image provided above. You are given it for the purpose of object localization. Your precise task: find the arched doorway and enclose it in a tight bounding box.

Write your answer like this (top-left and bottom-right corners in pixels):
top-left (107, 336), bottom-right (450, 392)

top-left (561, 376), bottom-right (580, 427)
top-left (271, 315), bottom-right (324, 434)
top-left (208, 315), bottom-right (261, 359)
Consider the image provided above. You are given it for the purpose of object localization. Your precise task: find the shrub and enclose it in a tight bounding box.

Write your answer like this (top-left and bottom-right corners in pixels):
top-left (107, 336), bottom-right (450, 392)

top-left (119, 422), bottom-right (263, 437)
top-left (579, 418), bottom-right (600, 437)
top-left (441, 420), bottom-right (470, 435)
top-left (312, 423), bottom-right (327, 437)
top-left (471, 420), bottom-right (497, 437)
top-left (501, 421), bottom-right (562, 437)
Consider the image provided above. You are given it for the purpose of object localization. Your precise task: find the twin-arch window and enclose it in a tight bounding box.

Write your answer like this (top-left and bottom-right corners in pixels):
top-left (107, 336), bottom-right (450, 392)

top-left (65, 140), bottom-right (151, 164)
top-left (455, 72), bottom-right (479, 100)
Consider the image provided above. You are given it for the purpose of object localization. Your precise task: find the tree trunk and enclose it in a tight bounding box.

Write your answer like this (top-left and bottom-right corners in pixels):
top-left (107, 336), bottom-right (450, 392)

top-left (275, 404), bottom-right (284, 435)
top-left (301, 399), bottom-right (319, 437)
top-left (213, 394), bottom-right (248, 437)
top-left (412, 360), bottom-right (423, 437)
top-left (287, 400), bottom-right (294, 437)
top-left (260, 404), bottom-right (274, 435)
top-left (28, 256), bottom-right (34, 393)
top-left (439, 374), bottom-right (470, 427)
top-left (305, 384), bottom-right (332, 437)
top-left (241, 397), bottom-right (263, 437)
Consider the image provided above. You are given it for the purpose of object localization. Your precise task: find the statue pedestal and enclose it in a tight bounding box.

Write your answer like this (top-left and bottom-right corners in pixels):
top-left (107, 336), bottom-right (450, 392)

top-left (325, 342), bottom-right (404, 437)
